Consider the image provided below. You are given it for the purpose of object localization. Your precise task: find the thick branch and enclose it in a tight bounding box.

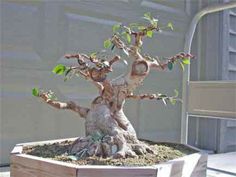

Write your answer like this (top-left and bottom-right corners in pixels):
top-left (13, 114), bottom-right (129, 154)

top-left (39, 92), bottom-right (90, 118)
top-left (65, 53), bottom-right (99, 67)
top-left (64, 54), bottom-right (121, 93)
top-left (71, 67), bottom-right (104, 93)
top-left (111, 35), bottom-right (144, 62)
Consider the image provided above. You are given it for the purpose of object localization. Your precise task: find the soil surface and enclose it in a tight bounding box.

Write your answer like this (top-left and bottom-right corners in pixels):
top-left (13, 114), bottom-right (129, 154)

top-left (23, 140), bottom-right (196, 166)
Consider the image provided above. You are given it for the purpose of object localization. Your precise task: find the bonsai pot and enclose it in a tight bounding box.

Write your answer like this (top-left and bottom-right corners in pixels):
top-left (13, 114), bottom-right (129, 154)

top-left (10, 138), bottom-right (207, 177)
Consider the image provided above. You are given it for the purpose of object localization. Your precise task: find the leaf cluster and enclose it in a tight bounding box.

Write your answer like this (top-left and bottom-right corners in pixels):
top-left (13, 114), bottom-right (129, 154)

top-left (103, 12), bottom-right (174, 57)
top-left (167, 57), bottom-right (191, 71)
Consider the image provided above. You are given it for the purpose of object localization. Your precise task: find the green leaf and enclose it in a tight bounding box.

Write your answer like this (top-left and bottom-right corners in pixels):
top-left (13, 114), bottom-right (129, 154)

top-left (151, 20), bottom-right (158, 28)
top-left (32, 88), bottom-right (39, 97)
top-left (158, 94), bottom-right (167, 98)
top-left (182, 58), bottom-right (190, 65)
top-left (174, 89), bottom-right (179, 97)
top-left (126, 33), bottom-right (131, 43)
top-left (104, 39), bottom-right (112, 49)
top-left (147, 30), bottom-right (153, 38)
top-left (90, 52), bottom-right (97, 59)
top-left (167, 22), bottom-right (174, 31)
top-left (52, 64), bottom-right (66, 75)
top-left (144, 12), bottom-right (151, 19)
top-left (169, 98), bottom-right (176, 105)
top-left (167, 62), bottom-right (173, 70)
top-left (179, 61), bottom-right (185, 71)
top-left (112, 24), bottom-right (120, 33)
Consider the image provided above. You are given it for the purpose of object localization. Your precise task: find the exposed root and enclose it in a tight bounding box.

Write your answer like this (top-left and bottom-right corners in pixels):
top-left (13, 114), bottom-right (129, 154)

top-left (131, 142), bottom-right (155, 155)
top-left (69, 135), bottom-right (154, 159)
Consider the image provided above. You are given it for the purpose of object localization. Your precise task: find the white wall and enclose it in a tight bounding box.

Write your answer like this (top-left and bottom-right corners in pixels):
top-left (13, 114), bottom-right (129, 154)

top-left (0, 0), bottom-right (191, 164)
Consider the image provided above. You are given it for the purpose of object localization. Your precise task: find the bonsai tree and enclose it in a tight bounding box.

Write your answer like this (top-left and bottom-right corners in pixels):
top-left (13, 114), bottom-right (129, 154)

top-left (32, 13), bottom-right (194, 159)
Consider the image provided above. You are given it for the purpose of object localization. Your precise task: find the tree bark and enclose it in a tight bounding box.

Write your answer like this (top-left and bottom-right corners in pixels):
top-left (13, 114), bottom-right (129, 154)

top-left (37, 23), bottom-right (194, 158)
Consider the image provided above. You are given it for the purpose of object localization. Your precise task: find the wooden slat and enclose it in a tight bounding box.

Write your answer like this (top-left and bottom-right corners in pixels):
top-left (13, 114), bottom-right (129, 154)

top-left (10, 154), bottom-right (157, 177)
top-left (10, 154), bottom-right (77, 177)
top-left (76, 166), bottom-right (157, 177)
top-left (155, 152), bottom-right (207, 177)
top-left (11, 165), bottom-right (36, 177)
top-left (17, 137), bottom-right (77, 146)
top-left (155, 161), bottom-right (184, 177)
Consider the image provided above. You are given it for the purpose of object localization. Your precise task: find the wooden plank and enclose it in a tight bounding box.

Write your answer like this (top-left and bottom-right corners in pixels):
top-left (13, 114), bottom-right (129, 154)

top-left (190, 153), bottom-right (208, 177)
top-left (155, 152), bottom-right (207, 177)
top-left (11, 165), bottom-right (35, 177)
top-left (17, 137), bottom-right (77, 146)
top-left (11, 164), bottom-right (62, 177)
top-left (76, 166), bottom-right (157, 177)
top-left (155, 161), bottom-right (184, 177)
top-left (10, 154), bottom-right (77, 177)
top-left (10, 154), bottom-right (157, 177)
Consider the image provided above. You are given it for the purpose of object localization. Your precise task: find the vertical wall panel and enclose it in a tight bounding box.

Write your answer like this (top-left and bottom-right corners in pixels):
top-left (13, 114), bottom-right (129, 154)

top-left (188, 0), bottom-right (236, 153)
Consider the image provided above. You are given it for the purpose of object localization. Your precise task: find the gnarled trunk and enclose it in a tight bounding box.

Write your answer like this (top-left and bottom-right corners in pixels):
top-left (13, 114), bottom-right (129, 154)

top-left (70, 100), bottom-right (153, 158)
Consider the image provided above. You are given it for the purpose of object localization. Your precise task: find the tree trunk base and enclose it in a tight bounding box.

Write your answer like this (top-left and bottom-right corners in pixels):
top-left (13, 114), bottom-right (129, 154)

top-left (70, 135), bottom-right (154, 159)
top-left (68, 104), bottom-right (153, 159)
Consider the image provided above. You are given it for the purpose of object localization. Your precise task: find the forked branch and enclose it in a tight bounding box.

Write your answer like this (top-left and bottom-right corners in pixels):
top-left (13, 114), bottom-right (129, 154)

top-left (64, 54), bottom-right (121, 93)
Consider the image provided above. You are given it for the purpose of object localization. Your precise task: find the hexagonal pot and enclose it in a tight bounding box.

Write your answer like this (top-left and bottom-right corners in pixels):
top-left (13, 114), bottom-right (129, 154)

top-left (10, 138), bottom-right (207, 177)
